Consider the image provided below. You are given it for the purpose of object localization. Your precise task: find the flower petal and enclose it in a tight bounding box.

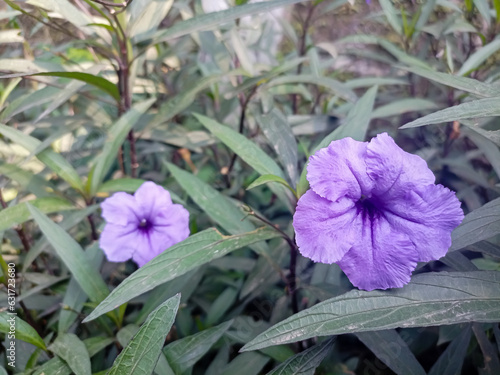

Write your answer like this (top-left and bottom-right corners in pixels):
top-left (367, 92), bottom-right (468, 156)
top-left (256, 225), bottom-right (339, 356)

top-left (100, 192), bottom-right (139, 226)
top-left (153, 203), bottom-right (191, 239)
top-left (366, 133), bottom-right (435, 198)
top-left (134, 181), bottom-right (173, 220)
top-left (307, 137), bottom-right (373, 202)
top-left (293, 190), bottom-right (361, 263)
top-left (99, 223), bottom-right (138, 262)
top-left (383, 184), bottom-right (464, 261)
top-left (337, 214), bottom-right (418, 291)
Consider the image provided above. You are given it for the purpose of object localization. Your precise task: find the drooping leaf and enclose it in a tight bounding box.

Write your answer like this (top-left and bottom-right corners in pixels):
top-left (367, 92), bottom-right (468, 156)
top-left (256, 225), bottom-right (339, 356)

top-left (0, 312), bottom-right (47, 350)
top-left (107, 294), bottom-right (181, 375)
top-left (241, 271), bottom-right (500, 351)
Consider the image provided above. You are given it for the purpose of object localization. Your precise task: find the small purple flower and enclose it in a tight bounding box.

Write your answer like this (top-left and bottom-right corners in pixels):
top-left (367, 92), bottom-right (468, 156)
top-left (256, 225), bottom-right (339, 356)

top-left (100, 181), bottom-right (190, 267)
top-left (293, 133), bottom-right (463, 291)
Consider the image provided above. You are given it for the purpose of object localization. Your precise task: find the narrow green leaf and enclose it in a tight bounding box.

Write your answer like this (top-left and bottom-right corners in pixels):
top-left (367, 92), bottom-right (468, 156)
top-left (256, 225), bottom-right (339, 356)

top-left (27, 204), bottom-right (109, 304)
top-left (265, 337), bottom-right (334, 375)
top-left (0, 312), bottom-right (47, 350)
top-left (372, 98), bottom-right (438, 119)
top-left (400, 97), bottom-right (500, 128)
top-left (97, 178), bottom-right (146, 195)
top-left (221, 352), bottom-right (270, 375)
top-left (164, 320), bottom-right (233, 374)
top-left (380, 0), bottom-right (403, 34)
top-left (458, 38), bottom-right (500, 76)
top-left (449, 198), bottom-right (500, 251)
top-left (83, 227), bottom-right (279, 322)
top-left (49, 334), bottom-right (91, 375)
top-left (128, 0), bottom-right (174, 40)
top-left (428, 324), bottom-right (472, 375)
top-left (0, 197), bottom-right (74, 232)
top-left (0, 124), bottom-right (85, 193)
top-left (88, 98), bottom-right (155, 195)
top-left (241, 271), bottom-right (500, 351)
top-left (356, 330), bottom-right (426, 375)
top-left (247, 174), bottom-right (296, 196)
top-left (139, 0), bottom-right (312, 44)
top-left (402, 66), bottom-right (500, 98)
top-left (108, 294), bottom-right (180, 375)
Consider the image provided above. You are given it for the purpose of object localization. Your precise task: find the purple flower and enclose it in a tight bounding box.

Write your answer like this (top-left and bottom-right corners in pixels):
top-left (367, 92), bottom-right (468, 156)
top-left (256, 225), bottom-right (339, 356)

top-left (293, 133), bottom-right (463, 291)
top-left (100, 181), bottom-right (190, 267)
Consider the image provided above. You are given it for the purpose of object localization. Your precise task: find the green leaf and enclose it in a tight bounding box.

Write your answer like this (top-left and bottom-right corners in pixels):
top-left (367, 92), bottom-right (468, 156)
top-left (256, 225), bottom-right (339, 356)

top-left (265, 337), bottom-right (334, 375)
top-left (356, 330), bottom-right (426, 375)
top-left (206, 287), bottom-right (238, 326)
top-left (88, 98), bottom-right (155, 196)
top-left (0, 71), bottom-right (120, 101)
top-left (428, 324), bottom-right (471, 375)
top-left (0, 312), bottom-right (47, 350)
top-left (164, 320), bottom-right (233, 374)
top-left (372, 98), bottom-right (438, 119)
top-left (128, 0), bottom-right (174, 40)
top-left (380, 0), bottom-right (403, 34)
top-left (400, 97), bottom-right (500, 128)
top-left (83, 227), bottom-right (279, 322)
top-left (402, 66), bottom-right (500, 98)
top-left (449, 198), bottom-right (500, 251)
top-left (220, 352), bottom-right (270, 375)
top-left (247, 174), bottom-right (296, 196)
top-left (107, 294), bottom-right (180, 375)
top-left (254, 108), bottom-right (299, 186)
top-left (97, 178), bottom-right (146, 195)
top-left (241, 271), bottom-right (500, 351)
top-left (27, 204), bottom-right (109, 304)
top-left (266, 75), bottom-right (357, 102)
top-left (0, 123), bottom-right (85, 193)
top-left (49, 334), bottom-right (91, 375)
top-left (139, 0), bottom-right (312, 44)
top-left (458, 38), bottom-right (500, 76)
top-left (194, 113), bottom-right (285, 178)
top-left (313, 85), bottom-right (378, 152)
top-left (0, 197), bottom-right (75, 232)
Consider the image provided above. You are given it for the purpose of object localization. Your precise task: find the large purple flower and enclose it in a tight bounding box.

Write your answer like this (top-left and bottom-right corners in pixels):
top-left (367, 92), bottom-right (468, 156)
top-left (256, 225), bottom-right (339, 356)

top-left (293, 133), bottom-right (464, 291)
top-left (100, 181), bottom-right (190, 267)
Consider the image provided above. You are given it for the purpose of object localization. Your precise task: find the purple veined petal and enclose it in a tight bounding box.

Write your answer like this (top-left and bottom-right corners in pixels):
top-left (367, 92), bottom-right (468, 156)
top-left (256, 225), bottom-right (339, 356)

top-left (153, 203), bottom-right (191, 240)
top-left (293, 190), bottom-right (361, 264)
top-left (307, 137), bottom-right (374, 202)
top-left (134, 181), bottom-right (173, 220)
top-left (99, 223), bottom-right (138, 262)
top-left (337, 213), bottom-right (419, 291)
top-left (100, 192), bottom-right (140, 226)
top-left (366, 133), bottom-right (435, 198)
top-left (383, 184), bottom-right (464, 262)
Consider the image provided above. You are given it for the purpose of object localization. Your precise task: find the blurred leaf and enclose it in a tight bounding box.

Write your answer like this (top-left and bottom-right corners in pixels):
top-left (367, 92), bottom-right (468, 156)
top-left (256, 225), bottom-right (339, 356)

top-left (206, 287), bottom-right (238, 326)
top-left (428, 324), bottom-right (472, 375)
top-left (344, 77), bottom-right (407, 89)
top-left (461, 119), bottom-right (500, 146)
top-left (265, 337), bottom-right (334, 375)
top-left (401, 97), bottom-right (500, 128)
top-left (0, 312), bottom-right (46, 350)
top-left (472, 323), bottom-right (500, 374)
top-left (0, 197), bottom-right (74, 232)
top-left (0, 71), bottom-right (120, 101)
top-left (356, 330), bottom-right (426, 375)
top-left (458, 39), bottom-right (500, 76)
top-left (59, 243), bottom-right (104, 333)
top-left (128, 0), bottom-right (174, 40)
top-left (255, 108), bottom-right (299, 186)
top-left (247, 174), bottom-right (296, 196)
top-left (473, 0), bottom-right (491, 26)
top-left (88, 98), bottom-right (155, 196)
top-left (372, 98), bottom-right (439, 119)
top-left (402, 66), bottom-right (500, 98)
top-left (463, 127), bottom-right (500, 177)
top-left (141, 0), bottom-right (312, 44)
top-left (412, 0), bottom-right (437, 41)
top-left (220, 352), bottom-right (270, 375)
top-left (164, 320), bottom-right (232, 374)
top-left (449, 198), bottom-right (500, 251)
top-left (27, 204), bottom-right (109, 303)
top-left (97, 178), bottom-right (146, 195)
top-left (380, 0), bottom-right (403, 34)
top-left (266, 75), bottom-right (357, 102)
top-left (108, 294), bottom-right (180, 375)
top-left (83, 227), bottom-right (279, 322)
top-left (0, 123), bottom-right (85, 193)
top-left (241, 271), bottom-right (500, 351)
top-left (49, 333), bottom-right (91, 375)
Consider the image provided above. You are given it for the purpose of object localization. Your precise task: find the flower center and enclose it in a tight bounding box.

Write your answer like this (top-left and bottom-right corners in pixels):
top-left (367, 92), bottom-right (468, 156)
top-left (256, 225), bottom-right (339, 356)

top-left (138, 218), bottom-right (152, 231)
top-left (357, 195), bottom-right (379, 219)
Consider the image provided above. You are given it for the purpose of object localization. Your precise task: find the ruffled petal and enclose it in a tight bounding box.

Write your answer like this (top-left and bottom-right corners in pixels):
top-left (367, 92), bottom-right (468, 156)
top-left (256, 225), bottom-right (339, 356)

top-left (99, 223), bottom-right (138, 262)
top-left (293, 190), bottom-right (361, 264)
top-left (337, 213), bottom-right (418, 291)
top-left (134, 181), bottom-right (173, 220)
top-left (153, 203), bottom-right (191, 239)
top-left (366, 133), bottom-right (435, 198)
top-left (100, 192), bottom-right (139, 226)
top-left (307, 137), bottom-right (373, 202)
top-left (383, 184), bottom-right (464, 261)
